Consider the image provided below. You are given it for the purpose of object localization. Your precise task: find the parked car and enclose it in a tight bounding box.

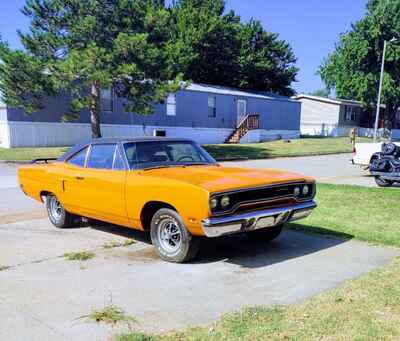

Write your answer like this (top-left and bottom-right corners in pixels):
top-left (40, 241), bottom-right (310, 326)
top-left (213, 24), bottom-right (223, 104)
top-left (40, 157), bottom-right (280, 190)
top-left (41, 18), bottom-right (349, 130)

top-left (352, 141), bottom-right (400, 167)
top-left (18, 137), bottom-right (317, 263)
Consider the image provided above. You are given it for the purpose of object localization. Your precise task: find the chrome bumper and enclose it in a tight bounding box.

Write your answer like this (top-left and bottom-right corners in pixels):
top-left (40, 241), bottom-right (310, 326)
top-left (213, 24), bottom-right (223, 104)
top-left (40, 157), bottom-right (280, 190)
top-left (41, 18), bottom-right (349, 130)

top-left (201, 201), bottom-right (317, 238)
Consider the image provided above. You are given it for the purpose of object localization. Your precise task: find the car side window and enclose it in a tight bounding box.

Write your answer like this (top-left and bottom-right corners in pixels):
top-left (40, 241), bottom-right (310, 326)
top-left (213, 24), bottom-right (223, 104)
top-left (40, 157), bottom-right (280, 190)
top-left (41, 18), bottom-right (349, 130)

top-left (113, 146), bottom-right (126, 170)
top-left (67, 147), bottom-right (88, 167)
top-left (123, 143), bottom-right (137, 169)
top-left (87, 144), bottom-right (116, 170)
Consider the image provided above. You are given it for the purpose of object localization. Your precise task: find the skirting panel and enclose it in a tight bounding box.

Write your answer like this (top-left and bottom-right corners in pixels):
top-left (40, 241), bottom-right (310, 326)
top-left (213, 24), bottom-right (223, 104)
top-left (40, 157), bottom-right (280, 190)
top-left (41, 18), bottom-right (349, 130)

top-left (6, 121), bottom-right (234, 147)
top-left (240, 129), bottom-right (300, 143)
top-left (0, 121), bottom-right (10, 148)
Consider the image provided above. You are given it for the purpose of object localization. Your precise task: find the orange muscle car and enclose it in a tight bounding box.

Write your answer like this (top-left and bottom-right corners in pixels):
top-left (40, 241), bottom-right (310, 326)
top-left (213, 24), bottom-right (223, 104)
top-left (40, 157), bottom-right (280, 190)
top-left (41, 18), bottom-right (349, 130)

top-left (18, 137), bottom-right (317, 263)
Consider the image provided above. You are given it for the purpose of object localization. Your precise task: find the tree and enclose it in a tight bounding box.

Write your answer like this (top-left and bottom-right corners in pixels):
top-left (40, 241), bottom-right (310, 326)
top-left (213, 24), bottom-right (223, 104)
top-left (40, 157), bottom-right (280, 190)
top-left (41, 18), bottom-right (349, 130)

top-left (319, 0), bottom-right (400, 128)
top-left (308, 88), bottom-right (331, 98)
top-left (0, 0), bottom-right (181, 138)
top-left (168, 0), bottom-right (298, 96)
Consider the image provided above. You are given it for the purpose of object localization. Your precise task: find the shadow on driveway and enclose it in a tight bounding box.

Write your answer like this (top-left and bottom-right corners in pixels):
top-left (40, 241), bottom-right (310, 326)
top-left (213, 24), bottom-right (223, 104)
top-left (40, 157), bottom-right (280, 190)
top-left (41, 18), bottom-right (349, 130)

top-left (87, 221), bottom-right (353, 269)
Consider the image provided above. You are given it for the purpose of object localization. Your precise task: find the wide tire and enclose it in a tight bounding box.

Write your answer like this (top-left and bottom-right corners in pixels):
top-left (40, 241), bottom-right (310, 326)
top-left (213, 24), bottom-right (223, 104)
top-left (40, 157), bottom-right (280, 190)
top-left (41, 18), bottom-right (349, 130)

top-left (247, 224), bottom-right (284, 242)
top-left (375, 176), bottom-right (393, 188)
top-left (45, 194), bottom-right (76, 228)
top-left (150, 208), bottom-right (200, 263)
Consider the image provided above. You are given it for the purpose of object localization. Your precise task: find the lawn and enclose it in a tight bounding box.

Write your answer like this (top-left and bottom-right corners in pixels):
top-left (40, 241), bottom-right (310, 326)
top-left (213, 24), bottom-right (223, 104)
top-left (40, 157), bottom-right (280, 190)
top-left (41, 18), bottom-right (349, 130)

top-left (117, 184), bottom-right (400, 340)
top-left (0, 146), bottom-right (69, 161)
top-left (204, 137), bottom-right (371, 160)
top-left (290, 183), bottom-right (400, 247)
top-left (0, 137), bottom-right (370, 161)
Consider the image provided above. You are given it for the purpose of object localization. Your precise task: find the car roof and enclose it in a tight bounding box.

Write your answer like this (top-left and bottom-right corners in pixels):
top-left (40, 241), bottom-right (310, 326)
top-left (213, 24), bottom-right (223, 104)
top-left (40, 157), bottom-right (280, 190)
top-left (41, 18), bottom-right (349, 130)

top-left (57, 137), bottom-right (195, 161)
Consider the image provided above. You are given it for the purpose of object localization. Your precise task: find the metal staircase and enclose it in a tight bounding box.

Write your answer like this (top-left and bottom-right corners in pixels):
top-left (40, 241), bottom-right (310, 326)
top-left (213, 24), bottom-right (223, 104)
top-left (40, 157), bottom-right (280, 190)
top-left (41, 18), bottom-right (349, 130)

top-left (225, 114), bottom-right (260, 143)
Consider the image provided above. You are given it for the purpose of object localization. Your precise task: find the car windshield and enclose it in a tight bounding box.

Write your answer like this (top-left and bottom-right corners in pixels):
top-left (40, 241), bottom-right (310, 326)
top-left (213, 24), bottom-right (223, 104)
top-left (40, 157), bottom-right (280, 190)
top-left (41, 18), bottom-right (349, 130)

top-left (123, 141), bottom-right (217, 170)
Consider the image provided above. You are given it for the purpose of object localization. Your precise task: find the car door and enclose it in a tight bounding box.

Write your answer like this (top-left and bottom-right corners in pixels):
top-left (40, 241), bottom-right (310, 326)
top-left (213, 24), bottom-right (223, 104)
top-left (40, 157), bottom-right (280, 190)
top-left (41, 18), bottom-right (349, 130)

top-left (62, 143), bottom-right (128, 226)
top-left (80, 143), bottom-right (128, 225)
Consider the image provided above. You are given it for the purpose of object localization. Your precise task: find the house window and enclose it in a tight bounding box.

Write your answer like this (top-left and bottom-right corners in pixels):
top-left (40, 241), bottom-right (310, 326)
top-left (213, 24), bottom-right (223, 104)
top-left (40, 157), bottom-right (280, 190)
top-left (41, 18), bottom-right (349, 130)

top-left (208, 96), bottom-right (216, 117)
top-left (166, 94), bottom-right (176, 116)
top-left (101, 88), bottom-right (113, 112)
top-left (345, 106), bottom-right (357, 121)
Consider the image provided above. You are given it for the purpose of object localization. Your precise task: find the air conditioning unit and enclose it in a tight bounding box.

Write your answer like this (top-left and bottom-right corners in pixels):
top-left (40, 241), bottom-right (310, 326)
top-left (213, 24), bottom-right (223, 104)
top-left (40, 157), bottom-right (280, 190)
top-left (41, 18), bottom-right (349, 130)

top-left (153, 129), bottom-right (166, 137)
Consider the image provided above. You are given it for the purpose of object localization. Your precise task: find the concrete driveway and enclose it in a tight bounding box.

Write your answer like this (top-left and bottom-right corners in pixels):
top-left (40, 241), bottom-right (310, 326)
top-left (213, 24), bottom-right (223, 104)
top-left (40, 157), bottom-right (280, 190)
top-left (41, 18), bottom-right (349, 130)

top-left (0, 158), bottom-right (398, 340)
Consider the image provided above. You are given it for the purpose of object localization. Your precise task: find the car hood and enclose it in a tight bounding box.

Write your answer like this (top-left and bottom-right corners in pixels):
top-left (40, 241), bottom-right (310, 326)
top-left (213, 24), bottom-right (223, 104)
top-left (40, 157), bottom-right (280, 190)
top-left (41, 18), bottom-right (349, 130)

top-left (141, 165), bottom-right (313, 193)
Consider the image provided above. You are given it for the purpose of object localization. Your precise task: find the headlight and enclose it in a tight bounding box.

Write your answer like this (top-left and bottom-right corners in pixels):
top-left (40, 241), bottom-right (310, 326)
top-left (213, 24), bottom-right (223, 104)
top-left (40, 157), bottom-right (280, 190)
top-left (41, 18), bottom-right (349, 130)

top-left (302, 185), bottom-right (309, 196)
top-left (220, 195), bottom-right (230, 208)
top-left (210, 198), bottom-right (218, 209)
top-left (294, 186), bottom-right (300, 197)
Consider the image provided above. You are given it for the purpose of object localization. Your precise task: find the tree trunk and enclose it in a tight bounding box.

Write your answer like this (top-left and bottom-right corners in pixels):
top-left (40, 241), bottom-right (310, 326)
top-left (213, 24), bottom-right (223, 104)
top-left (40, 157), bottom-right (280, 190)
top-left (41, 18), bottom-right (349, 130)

top-left (90, 81), bottom-right (102, 138)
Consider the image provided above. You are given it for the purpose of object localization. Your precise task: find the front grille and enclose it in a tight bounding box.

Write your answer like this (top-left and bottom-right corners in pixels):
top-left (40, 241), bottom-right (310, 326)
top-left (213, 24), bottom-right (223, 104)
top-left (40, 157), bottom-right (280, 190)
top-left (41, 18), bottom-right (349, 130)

top-left (210, 182), bottom-right (315, 216)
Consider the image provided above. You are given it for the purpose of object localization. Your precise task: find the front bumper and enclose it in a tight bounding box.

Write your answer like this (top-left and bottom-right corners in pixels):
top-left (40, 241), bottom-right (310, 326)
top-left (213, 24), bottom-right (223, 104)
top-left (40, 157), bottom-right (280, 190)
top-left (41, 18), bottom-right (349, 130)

top-left (201, 201), bottom-right (317, 237)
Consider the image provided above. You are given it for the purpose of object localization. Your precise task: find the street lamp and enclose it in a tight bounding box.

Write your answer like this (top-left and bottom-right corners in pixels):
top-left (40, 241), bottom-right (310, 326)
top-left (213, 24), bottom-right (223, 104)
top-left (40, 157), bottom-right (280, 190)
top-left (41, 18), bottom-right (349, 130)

top-left (373, 37), bottom-right (400, 142)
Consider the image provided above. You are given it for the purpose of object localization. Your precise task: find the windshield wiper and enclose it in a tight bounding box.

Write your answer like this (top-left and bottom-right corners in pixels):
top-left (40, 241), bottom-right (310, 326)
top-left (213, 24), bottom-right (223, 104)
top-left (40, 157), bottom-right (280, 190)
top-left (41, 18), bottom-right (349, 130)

top-left (142, 165), bottom-right (175, 171)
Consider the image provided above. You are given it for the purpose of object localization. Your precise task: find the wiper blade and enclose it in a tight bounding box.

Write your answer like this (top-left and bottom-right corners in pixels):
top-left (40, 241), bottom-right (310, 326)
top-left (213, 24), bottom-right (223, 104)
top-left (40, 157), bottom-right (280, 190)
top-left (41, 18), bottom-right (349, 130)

top-left (142, 165), bottom-right (174, 171)
top-left (183, 162), bottom-right (210, 166)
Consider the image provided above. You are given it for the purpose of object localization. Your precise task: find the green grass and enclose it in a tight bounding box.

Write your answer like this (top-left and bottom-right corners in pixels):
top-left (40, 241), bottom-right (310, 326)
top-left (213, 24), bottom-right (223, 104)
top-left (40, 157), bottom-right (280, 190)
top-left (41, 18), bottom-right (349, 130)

top-left (0, 137), bottom-right (370, 162)
top-left (116, 184), bottom-right (400, 341)
top-left (63, 251), bottom-right (95, 261)
top-left (117, 257), bottom-right (400, 340)
top-left (204, 137), bottom-right (371, 160)
top-left (103, 239), bottom-right (136, 249)
top-left (289, 183), bottom-right (400, 247)
top-left (0, 146), bottom-right (69, 161)
top-left (88, 305), bottom-right (136, 325)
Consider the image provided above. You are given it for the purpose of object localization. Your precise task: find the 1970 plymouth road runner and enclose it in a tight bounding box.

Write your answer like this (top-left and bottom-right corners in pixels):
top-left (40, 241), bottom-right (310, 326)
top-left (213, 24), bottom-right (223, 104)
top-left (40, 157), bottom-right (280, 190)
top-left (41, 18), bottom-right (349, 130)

top-left (18, 137), bottom-right (317, 263)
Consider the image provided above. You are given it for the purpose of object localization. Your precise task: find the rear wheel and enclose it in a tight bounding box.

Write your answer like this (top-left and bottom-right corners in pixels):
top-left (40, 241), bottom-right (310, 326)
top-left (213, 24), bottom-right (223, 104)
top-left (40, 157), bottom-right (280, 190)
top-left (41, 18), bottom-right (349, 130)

top-left (45, 194), bottom-right (76, 228)
top-left (150, 208), bottom-right (200, 263)
top-left (247, 224), bottom-right (284, 242)
top-left (375, 176), bottom-right (393, 188)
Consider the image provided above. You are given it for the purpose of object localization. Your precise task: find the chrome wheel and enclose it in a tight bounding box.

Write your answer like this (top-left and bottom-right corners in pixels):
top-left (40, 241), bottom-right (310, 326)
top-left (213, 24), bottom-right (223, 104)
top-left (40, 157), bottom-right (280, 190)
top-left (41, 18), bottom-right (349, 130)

top-left (49, 196), bottom-right (63, 221)
top-left (157, 217), bottom-right (182, 254)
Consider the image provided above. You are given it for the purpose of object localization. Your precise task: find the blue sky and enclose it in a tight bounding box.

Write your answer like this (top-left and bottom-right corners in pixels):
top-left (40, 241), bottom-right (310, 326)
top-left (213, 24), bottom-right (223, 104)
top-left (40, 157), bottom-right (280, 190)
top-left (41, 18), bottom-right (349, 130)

top-left (0, 0), bottom-right (368, 94)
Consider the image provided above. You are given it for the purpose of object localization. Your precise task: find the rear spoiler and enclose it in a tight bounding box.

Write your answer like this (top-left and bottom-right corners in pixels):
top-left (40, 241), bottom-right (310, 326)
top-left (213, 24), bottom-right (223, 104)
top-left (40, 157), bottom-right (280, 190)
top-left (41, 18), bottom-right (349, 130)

top-left (30, 158), bottom-right (58, 164)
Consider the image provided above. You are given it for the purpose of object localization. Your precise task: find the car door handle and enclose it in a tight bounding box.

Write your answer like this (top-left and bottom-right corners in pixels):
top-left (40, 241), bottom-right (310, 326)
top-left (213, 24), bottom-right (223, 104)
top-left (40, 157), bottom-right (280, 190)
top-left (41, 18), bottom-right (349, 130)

top-left (75, 176), bottom-right (85, 180)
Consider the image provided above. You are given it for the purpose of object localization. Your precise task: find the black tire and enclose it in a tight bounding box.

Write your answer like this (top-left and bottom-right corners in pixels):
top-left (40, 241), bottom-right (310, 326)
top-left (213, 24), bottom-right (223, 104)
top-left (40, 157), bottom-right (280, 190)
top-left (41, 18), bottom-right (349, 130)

top-left (375, 176), bottom-right (393, 188)
top-left (150, 208), bottom-right (200, 263)
top-left (247, 224), bottom-right (284, 242)
top-left (45, 194), bottom-right (76, 228)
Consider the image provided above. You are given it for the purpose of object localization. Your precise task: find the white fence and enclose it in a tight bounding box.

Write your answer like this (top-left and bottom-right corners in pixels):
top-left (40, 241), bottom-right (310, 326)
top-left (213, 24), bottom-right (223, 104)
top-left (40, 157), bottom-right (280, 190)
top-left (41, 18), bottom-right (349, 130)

top-left (301, 123), bottom-right (400, 139)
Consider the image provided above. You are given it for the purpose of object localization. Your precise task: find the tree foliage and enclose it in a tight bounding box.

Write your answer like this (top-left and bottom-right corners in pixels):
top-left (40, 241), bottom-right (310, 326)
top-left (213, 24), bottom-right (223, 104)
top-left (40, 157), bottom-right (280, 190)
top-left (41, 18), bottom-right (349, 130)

top-left (308, 88), bottom-right (331, 98)
top-left (0, 0), bottom-right (181, 137)
top-left (168, 0), bottom-right (298, 96)
top-left (319, 0), bottom-right (400, 128)
top-left (0, 0), bottom-right (298, 137)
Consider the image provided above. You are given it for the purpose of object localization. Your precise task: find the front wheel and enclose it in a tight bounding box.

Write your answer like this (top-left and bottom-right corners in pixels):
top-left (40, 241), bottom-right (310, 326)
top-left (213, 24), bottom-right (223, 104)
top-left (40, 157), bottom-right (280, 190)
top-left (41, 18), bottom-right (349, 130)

top-left (45, 194), bottom-right (76, 228)
top-left (375, 176), bottom-right (393, 188)
top-left (247, 224), bottom-right (284, 242)
top-left (150, 208), bottom-right (200, 263)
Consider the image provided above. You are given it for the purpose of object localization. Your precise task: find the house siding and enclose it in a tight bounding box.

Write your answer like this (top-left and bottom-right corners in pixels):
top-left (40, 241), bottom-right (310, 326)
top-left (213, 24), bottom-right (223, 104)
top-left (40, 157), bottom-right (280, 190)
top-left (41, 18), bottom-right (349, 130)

top-left (3, 84), bottom-right (301, 147)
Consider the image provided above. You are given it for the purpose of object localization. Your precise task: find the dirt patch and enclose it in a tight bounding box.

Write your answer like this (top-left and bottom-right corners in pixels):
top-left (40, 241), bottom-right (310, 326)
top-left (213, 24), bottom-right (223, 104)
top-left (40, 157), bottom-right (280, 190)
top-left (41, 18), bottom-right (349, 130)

top-left (0, 210), bottom-right (47, 225)
top-left (126, 247), bottom-right (160, 263)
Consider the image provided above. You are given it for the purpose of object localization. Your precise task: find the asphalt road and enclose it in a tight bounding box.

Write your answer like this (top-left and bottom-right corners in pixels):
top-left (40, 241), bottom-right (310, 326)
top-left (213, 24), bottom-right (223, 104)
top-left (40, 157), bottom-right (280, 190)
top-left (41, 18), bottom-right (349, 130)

top-left (0, 156), bottom-right (398, 340)
top-left (225, 153), bottom-right (380, 187)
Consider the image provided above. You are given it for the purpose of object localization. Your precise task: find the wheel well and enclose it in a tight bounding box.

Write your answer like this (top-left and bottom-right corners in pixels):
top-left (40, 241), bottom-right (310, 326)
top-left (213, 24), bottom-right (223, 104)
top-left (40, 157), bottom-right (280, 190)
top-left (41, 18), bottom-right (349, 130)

top-left (40, 191), bottom-right (51, 202)
top-left (140, 201), bottom-right (176, 231)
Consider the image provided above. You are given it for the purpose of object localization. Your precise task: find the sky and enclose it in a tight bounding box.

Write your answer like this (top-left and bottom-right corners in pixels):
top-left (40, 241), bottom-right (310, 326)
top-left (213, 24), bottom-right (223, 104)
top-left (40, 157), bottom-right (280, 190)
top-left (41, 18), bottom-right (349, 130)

top-left (0, 0), bottom-right (368, 94)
